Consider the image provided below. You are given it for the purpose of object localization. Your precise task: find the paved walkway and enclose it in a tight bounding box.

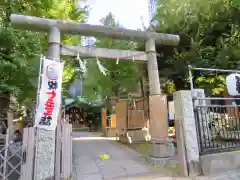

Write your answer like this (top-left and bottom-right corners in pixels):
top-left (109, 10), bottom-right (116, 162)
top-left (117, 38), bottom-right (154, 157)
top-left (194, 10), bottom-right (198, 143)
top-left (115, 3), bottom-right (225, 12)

top-left (72, 132), bottom-right (240, 180)
top-left (72, 131), bottom-right (168, 180)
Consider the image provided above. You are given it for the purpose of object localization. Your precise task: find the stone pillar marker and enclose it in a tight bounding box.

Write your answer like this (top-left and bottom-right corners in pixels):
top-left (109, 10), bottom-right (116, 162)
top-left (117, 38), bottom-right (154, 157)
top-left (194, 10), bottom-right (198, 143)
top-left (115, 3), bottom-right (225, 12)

top-left (145, 38), bottom-right (175, 164)
top-left (34, 27), bottom-right (61, 180)
top-left (173, 90), bottom-right (201, 177)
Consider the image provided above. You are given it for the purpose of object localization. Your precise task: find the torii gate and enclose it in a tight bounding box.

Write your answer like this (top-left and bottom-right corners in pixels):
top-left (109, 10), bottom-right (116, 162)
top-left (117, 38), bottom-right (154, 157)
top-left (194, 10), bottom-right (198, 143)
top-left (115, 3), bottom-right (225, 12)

top-left (10, 14), bottom-right (179, 179)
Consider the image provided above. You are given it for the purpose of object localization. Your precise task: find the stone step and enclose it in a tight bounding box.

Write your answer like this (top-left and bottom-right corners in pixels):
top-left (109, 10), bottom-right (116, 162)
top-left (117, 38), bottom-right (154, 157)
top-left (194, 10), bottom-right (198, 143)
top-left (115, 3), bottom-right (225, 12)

top-left (119, 130), bottom-right (150, 144)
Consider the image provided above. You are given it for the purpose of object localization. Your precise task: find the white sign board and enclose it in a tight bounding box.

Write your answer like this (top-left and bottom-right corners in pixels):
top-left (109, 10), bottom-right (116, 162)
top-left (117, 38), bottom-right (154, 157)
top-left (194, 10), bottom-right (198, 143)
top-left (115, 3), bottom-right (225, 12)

top-left (226, 73), bottom-right (240, 96)
top-left (35, 58), bottom-right (64, 131)
top-left (168, 101), bottom-right (175, 120)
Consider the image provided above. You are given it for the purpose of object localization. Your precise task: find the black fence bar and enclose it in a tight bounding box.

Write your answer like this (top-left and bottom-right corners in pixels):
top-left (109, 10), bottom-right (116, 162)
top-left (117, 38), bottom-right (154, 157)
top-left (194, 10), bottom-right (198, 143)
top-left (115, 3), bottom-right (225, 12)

top-left (195, 102), bottom-right (240, 155)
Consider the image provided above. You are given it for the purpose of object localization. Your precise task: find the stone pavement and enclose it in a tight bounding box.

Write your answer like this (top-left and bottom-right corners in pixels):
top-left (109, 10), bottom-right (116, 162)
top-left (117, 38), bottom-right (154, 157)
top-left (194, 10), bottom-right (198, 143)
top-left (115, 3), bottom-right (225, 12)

top-left (72, 131), bottom-right (240, 180)
top-left (72, 131), bottom-right (167, 180)
top-left (194, 170), bottom-right (240, 180)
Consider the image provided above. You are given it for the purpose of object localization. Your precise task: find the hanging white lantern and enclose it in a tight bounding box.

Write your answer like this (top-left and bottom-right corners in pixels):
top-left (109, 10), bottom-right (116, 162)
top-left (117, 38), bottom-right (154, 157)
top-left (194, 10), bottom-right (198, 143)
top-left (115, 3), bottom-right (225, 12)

top-left (226, 73), bottom-right (240, 96)
top-left (68, 79), bottom-right (83, 98)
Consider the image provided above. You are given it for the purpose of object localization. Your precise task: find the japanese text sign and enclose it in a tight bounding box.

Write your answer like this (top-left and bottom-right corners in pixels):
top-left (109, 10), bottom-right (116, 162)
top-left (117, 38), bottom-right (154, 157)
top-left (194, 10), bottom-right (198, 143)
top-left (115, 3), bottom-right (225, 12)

top-left (35, 58), bottom-right (64, 130)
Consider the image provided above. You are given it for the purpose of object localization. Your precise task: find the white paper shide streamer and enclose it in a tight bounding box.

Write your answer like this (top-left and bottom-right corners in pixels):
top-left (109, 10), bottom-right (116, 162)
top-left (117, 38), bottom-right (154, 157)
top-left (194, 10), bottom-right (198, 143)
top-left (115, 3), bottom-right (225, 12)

top-left (96, 57), bottom-right (108, 76)
top-left (35, 58), bottom-right (64, 131)
top-left (77, 54), bottom-right (87, 73)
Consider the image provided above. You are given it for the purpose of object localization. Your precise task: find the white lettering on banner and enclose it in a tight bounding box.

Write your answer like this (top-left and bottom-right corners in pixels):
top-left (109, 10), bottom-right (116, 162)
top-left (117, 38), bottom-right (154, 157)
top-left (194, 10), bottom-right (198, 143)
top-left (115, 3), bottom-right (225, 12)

top-left (35, 58), bottom-right (64, 131)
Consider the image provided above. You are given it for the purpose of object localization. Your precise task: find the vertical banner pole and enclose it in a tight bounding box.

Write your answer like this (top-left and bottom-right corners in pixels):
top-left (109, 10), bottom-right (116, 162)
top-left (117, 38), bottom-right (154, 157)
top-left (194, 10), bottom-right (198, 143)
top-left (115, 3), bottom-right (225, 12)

top-left (34, 55), bottom-right (44, 122)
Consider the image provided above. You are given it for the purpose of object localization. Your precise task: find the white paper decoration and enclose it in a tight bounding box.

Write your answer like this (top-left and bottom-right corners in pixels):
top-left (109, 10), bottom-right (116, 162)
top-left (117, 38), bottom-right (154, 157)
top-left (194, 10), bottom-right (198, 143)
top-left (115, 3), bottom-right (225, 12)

top-left (96, 58), bottom-right (108, 76)
top-left (78, 58), bottom-right (87, 73)
top-left (226, 73), bottom-right (240, 96)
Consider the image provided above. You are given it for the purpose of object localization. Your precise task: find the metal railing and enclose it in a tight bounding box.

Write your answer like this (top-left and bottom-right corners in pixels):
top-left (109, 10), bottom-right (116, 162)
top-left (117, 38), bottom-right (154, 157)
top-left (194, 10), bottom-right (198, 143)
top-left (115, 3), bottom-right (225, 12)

top-left (0, 132), bottom-right (23, 180)
top-left (195, 101), bottom-right (240, 154)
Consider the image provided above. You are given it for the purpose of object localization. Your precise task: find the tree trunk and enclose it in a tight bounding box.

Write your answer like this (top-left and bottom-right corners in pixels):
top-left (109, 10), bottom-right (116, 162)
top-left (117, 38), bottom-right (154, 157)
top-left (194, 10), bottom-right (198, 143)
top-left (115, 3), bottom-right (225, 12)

top-left (138, 63), bottom-right (148, 97)
top-left (112, 83), bottom-right (120, 98)
top-left (0, 92), bottom-right (10, 133)
top-left (139, 77), bottom-right (145, 97)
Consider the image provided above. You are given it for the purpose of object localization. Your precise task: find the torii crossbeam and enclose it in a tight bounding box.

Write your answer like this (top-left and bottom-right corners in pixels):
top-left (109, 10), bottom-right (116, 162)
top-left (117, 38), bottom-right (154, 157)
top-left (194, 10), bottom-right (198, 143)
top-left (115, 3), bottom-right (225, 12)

top-left (10, 14), bottom-right (180, 180)
top-left (11, 14), bottom-right (179, 45)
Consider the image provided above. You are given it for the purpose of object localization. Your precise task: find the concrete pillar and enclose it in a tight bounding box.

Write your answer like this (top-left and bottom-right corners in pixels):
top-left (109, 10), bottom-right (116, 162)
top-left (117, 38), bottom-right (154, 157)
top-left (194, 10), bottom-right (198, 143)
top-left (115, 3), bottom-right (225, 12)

top-left (173, 90), bottom-right (201, 177)
top-left (145, 39), bottom-right (174, 164)
top-left (34, 27), bottom-right (61, 180)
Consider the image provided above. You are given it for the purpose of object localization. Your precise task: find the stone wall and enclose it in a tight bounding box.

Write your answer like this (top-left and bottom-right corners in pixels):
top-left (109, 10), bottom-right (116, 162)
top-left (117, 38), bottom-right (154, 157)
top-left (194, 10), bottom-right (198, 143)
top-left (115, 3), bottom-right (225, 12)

top-left (200, 151), bottom-right (240, 175)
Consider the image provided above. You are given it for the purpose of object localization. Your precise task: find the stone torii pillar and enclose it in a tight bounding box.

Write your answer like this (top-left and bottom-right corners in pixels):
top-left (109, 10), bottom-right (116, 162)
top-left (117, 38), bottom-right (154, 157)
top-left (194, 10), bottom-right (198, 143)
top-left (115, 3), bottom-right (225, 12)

top-left (10, 14), bottom-right (180, 177)
top-left (146, 38), bottom-right (174, 163)
top-left (34, 27), bottom-right (61, 180)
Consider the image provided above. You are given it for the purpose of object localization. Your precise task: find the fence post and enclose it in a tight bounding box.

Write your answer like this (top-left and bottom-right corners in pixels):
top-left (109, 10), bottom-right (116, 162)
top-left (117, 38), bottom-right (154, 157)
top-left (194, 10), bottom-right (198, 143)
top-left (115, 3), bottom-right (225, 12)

top-left (3, 130), bottom-right (9, 177)
top-left (21, 127), bottom-right (35, 180)
top-left (20, 128), bottom-right (28, 179)
top-left (61, 123), bottom-right (72, 179)
top-left (192, 89), bottom-right (211, 147)
top-left (173, 90), bottom-right (201, 177)
top-left (55, 124), bottom-right (62, 180)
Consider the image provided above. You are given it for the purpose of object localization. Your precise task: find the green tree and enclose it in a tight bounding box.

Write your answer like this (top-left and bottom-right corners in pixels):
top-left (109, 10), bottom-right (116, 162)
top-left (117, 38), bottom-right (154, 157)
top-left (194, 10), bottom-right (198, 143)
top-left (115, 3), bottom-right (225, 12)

top-left (82, 13), bottom-right (142, 98)
top-left (153, 0), bottom-right (240, 95)
top-left (0, 0), bottom-right (87, 114)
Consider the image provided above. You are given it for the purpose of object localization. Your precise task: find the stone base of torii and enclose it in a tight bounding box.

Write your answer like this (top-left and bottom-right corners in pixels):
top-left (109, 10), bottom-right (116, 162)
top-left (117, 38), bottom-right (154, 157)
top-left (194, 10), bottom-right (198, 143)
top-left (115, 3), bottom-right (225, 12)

top-left (10, 14), bottom-right (180, 179)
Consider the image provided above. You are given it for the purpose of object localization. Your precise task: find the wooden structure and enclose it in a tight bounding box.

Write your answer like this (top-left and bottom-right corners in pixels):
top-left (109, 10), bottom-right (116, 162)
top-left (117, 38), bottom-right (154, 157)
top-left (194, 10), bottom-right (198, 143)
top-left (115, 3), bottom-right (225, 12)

top-left (57, 123), bottom-right (72, 179)
top-left (66, 106), bottom-right (85, 125)
top-left (101, 108), bottom-right (107, 133)
top-left (116, 98), bottom-right (148, 131)
top-left (221, 89), bottom-right (240, 128)
top-left (21, 127), bottom-right (35, 180)
top-left (102, 97), bottom-right (148, 137)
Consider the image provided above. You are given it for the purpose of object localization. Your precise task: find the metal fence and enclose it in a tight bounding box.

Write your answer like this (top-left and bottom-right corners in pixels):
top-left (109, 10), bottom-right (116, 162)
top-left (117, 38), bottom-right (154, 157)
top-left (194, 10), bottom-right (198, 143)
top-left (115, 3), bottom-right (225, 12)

top-left (0, 123), bottom-right (72, 180)
top-left (0, 130), bottom-right (26, 180)
top-left (195, 98), bottom-right (240, 154)
top-left (188, 66), bottom-right (240, 155)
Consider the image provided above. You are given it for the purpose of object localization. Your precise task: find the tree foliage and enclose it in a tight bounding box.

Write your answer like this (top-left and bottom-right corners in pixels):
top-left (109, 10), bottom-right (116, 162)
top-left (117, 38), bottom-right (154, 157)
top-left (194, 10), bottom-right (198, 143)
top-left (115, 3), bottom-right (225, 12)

top-left (154, 0), bottom-right (240, 95)
top-left (82, 13), bottom-right (142, 98)
top-left (0, 0), bottom-right (87, 112)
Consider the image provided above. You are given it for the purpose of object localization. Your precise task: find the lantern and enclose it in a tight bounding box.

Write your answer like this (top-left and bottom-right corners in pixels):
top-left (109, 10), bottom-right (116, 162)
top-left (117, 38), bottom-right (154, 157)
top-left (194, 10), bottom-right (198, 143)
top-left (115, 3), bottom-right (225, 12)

top-left (68, 79), bottom-right (83, 98)
top-left (226, 73), bottom-right (240, 96)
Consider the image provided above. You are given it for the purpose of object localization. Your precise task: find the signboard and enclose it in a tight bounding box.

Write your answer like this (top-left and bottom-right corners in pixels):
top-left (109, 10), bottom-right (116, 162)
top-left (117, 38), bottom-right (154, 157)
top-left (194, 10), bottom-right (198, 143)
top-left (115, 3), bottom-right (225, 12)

top-left (35, 58), bottom-right (64, 130)
top-left (226, 73), bottom-right (240, 96)
top-left (168, 101), bottom-right (175, 120)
